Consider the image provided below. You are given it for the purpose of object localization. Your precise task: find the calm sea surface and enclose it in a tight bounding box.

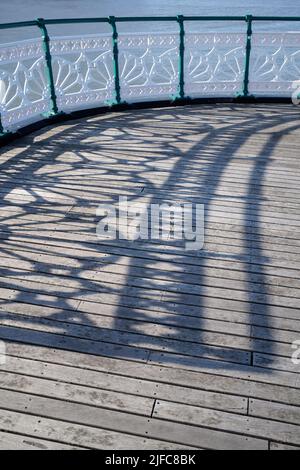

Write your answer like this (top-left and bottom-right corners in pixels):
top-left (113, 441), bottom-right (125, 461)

top-left (1, 0), bottom-right (299, 42)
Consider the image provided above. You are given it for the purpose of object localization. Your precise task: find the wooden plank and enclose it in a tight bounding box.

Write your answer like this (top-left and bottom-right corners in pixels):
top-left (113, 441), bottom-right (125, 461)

top-left (2, 161), bottom-right (300, 192)
top-left (0, 268), bottom-right (299, 336)
top-left (1, 203), bottom-right (300, 240)
top-left (148, 351), bottom-right (300, 389)
top-left (4, 340), bottom-right (300, 393)
top-left (0, 431), bottom-right (80, 450)
top-left (1, 242), bottom-right (300, 290)
top-left (1, 206), bottom-right (300, 256)
top-left (249, 399), bottom-right (300, 426)
top-left (1, 213), bottom-right (300, 262)
top-left (1, 295), bottom-right (298, 352)
top-left (2, 170), bottom-right (299, 197)
top-left (0, 252), bottom-right (300, 301)
top-left (0, 370), bottom-right (154, 416)
top-left (253, 354), bottom-right (300, 374)
top-left (2, 182), bottom-right (300, 225)
top-left (0, 355), bottom-right (248, 414)
top-left (1, 233), bottom-right (300, 281)
top-left (0, 389), bottom-right (266, 450)
top-left (1, 146), bottom-right (300, 172)
top-left (0, 290), bottom-right (296, 362)
top-left (0, 319), bottom-right (251, 366)
top-left (12, 260), bottom-right (297, 308)
top-left (0, 286), bottom-right (299, 341)
top-left (1, 238), bottom-right (300, 288)
top-left (0, 305), bottom-right (293, 363)
top-left (0, 409), bottom-right (189, 450)
top-left (270, 442), bottom-right (300, 450)
top-left (0, 324), bottom-right (149, 363)
top-left (0, 264), bottom-right (299, 323)
top-left (2, 181), bottom-right (300, 218)
top-left (153, 400), bottom-right (300, 446)
top-left (1, 232), bottom-right (300, 277)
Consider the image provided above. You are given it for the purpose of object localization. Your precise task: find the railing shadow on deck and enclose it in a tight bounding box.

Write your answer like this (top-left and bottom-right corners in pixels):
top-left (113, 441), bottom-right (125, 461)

top-left (0, 104), bottom-right (299, 373)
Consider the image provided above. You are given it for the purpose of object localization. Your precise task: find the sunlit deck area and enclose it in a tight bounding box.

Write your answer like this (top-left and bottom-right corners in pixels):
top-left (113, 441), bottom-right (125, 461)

top-left (0, 103), bottom-right (299, 449)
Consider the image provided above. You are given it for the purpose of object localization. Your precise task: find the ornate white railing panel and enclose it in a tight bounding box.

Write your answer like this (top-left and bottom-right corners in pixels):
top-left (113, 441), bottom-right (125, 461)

top-left (1, 30), bottom-right (300, 132)
top-left (249, 33), bottom-right (300, 96)
top-left (50, 34), bottom-right (114, 111)
top-left (118, 33), bottom-right (179, 102)
top-left (0, 38), bottom-right (50, 131)
top-left (184, 33), bottom-right (246, 97)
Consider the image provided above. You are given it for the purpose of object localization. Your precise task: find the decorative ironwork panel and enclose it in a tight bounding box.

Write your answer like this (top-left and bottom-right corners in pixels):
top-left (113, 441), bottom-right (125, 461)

top-left (0, 38), bottom-right (50, 131)
top-left (184, 33), bottom-right (246, 97)
top-left (249, 33), bottom-right (300, 96)
top-left (1, 29), bottom-right (300, 133)
top-left (49, 34), bottom-right (114, 111)
top-left (118, 33), bottom-right (179, 102)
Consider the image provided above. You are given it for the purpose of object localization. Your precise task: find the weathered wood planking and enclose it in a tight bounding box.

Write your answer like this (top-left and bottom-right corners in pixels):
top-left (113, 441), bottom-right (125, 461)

top-left (0, 430), bottom-right (82, 450)
top-left (0, 104), bottom-right (299, 449)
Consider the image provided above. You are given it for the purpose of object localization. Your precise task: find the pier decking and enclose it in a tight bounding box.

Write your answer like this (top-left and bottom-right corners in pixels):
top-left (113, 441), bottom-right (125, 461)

top-left (0, 103), bottom-right (299, 449)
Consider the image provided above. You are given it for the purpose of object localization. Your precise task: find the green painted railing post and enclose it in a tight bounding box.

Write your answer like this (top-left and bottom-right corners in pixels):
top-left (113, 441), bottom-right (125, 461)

top-left (37, 17), bottom-right (58, 115)
top-left (108, 16), bottom-right (122, 105)
top-left (177, 15), bottom-right (185, 100)
top-left (242, 14), bottom-right (253, 97)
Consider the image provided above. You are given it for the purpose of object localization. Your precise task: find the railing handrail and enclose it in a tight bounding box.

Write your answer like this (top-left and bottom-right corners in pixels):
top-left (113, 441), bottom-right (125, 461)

top-left (1, 15), bottom-right (300, 30)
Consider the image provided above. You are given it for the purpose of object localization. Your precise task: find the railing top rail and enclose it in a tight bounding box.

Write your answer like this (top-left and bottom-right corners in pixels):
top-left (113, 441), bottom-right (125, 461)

top-left (0, 20), bottom-right (38, 30)
top-left (1, 15), bottom-right (300, 30)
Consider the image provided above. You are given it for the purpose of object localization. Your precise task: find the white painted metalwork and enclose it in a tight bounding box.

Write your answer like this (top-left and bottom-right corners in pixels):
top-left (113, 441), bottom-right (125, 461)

top-left (50, 35), bottom-right (114, 111)
top-left (118, 33), bottom-right (179, 102)
top-left (0, 38), bottom-right (50, 130)
top-left (185, 33), bottom-right (246, 97)
top-left (0, 31), bottom-right (299, 131)
top-left (249, 33), bottom-right (300, 96)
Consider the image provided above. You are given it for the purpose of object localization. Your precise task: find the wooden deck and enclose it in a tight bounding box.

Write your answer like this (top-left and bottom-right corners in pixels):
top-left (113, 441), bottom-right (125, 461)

top-left (0, 103), bottom-right (299, 450)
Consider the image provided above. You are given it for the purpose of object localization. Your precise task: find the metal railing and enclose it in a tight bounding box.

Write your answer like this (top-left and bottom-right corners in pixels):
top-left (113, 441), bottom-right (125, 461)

top-left (0, 14), bottom-right (300, 139)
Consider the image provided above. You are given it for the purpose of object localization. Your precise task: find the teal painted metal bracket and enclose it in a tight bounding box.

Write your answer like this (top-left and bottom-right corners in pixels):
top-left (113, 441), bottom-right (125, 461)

top-left (173, 15), bottom-right (185, 101)
top-left (107, 16), bottom-right (126, 106)
top-left (236, 14), bottom-right (255, 100)
top-left (243, 14), bottom-right (254, 97)
top-left (37, 17), bottom-right (60, 116)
